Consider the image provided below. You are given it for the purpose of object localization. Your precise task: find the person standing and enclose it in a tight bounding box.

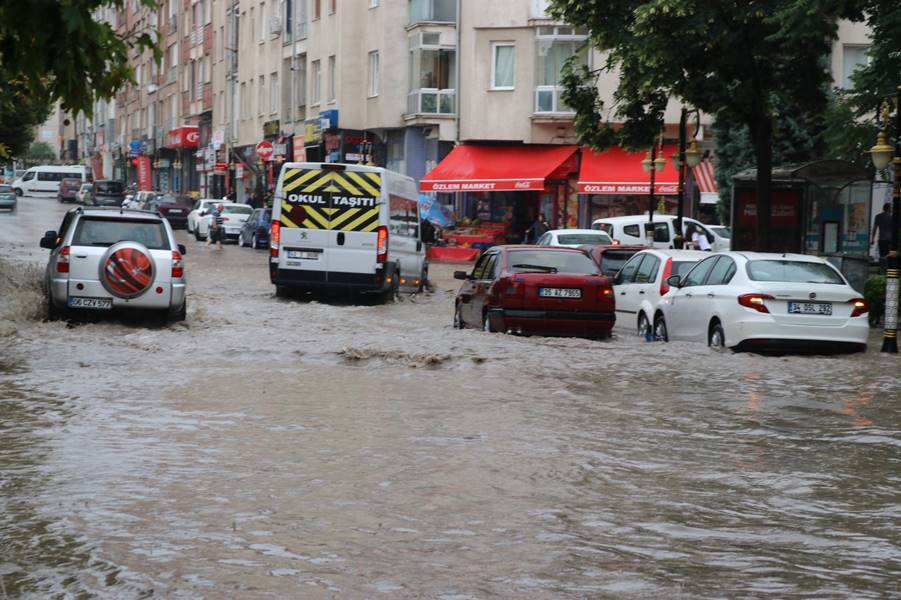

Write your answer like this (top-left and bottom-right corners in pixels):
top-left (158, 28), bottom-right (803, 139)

top-left (526, 213), bottom-right (549, 244)
top-left (872, 202), bottom-right (893, 261)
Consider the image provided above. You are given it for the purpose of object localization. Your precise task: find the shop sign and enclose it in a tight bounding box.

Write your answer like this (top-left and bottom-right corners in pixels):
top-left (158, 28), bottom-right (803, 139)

top-left (256, 140), bottom-right (274, 160)
top-left (305, 119), bottom-right (322, 144)
top-left (580, 183), bottom-right (679, 195)
top-left (136, 156), bottom-right (152, 191)
top-left (293, 135), bottom-right (306, 162)
top-left (325, 133), bottom-right (340, 152)
top-left (263, 120), bottom-right (281, 138)
top-left (128, 140), bottom-right (142, 157)
top-left (345, 153), bottom-right (364, 162)
top-left (272, 143), bottom-right (287, 157)
top-left (214, 162), bottom-right (229, 171)
top-left (157, 158), bottom-right (171, 169)
top-left (164, 126), bottom-right (200, 149)
top-left (319, 109), bottom-right (339, 129)
top-left (212, 128), bottom-right (225, 149)
top-left (236, 164), bottom-right (244, 179)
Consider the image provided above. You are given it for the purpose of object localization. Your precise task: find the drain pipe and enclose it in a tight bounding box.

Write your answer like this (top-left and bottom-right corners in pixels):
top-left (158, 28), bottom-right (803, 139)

top-left (454, 0), bottom-right (461, 144)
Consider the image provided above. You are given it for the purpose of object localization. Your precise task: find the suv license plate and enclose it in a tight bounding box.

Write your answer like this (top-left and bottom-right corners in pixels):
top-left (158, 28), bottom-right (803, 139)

top-left (68, 296), bottom-right (113, 310)
top-left (287, 250), bottom-right (320, 260)
top-left (539, 288), bottom-right (581, 298)
top-left (788, 301), bottom-right (832, 315)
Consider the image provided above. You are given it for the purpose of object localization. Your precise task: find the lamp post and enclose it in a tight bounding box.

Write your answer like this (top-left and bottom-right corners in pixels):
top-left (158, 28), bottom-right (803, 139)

top-left (641, 136), bottom-right (666, 244)
top-left (671, 108), bottom-right (703, 249)
top-left (870, 86), bottom-right (901, 353)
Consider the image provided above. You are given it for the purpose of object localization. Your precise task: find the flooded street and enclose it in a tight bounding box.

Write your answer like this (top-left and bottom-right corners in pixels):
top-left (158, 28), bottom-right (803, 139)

top-left (1, 199), bottom-right (900, 598)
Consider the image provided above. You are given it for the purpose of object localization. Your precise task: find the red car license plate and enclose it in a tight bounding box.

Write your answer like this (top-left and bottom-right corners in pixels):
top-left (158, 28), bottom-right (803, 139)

top-left (539, 288), bottom-right (581, 298)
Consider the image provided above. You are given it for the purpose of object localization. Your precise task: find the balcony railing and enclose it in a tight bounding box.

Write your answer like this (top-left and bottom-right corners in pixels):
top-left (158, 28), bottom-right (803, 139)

top-left (534, 85), bottom-right (573, 114)
top-left (407, 89), bottom-right (455, 115)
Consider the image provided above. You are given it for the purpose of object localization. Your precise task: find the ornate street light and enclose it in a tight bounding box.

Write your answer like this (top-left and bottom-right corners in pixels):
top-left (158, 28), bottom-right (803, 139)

top-left (671, 109), bottom-right (703, 248)
top-left (869, 87), bottom-right (901, 353)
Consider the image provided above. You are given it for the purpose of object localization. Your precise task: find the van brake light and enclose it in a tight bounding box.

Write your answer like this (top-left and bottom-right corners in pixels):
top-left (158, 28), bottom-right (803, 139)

top-left (57, 246), bottom-right (70, 273)
top-left (270, 220), bottom-right (280, 258)
top-left (377, 226), bottom-right (388, 263)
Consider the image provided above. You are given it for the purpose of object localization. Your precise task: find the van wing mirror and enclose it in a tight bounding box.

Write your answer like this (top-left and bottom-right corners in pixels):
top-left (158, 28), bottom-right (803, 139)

top-left (666, 275), bottom-right (682, 288)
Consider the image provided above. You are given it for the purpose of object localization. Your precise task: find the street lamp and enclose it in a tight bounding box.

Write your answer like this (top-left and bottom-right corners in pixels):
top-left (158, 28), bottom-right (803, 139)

top-left (869, 86), bottom-right (901, 353)
top-left (641, 136), bottom-right (666, 243)
top-left (671, 109), bottom-right (703, 248)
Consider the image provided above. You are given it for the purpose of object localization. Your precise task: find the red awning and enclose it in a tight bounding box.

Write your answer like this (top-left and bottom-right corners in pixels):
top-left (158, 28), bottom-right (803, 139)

top-left (420, 144), bottom-right (578, 192)
top-left (578, 145), bottom-right (680, 195)
top-left (165, 126), bottom-right (200, 150)
top-left (692, 159), bottom-right (717, 193)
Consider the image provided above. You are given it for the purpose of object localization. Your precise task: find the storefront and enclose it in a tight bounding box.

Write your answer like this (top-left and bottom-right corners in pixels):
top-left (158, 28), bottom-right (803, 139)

top-left (577, 145), bottom-right (680, 226)
top-left (420, 144), bottom-right (579, 243)
top-left (164, 126), bottom-right (199, 195)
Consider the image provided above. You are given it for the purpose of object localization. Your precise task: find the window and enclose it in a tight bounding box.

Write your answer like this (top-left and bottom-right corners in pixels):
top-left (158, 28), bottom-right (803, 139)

top-left (491, 42), bottom-right (515, 89)
top-left (240, 81), bottom-right (248, 116)
top-left (313, 0), bottom-right (320, 19)
top-left (617, 254), bottom-right (644, 284)
top-left (746, 260), bottom-right (844, 285)
top-left (471, 252), bottom-right (495, 280)
top-left (623, 224), bottom-right (641, 238)
top-left (218, 26), bottom-right (225, 60)
top-left (328, 55), bottom-right (336, 101)
top-left (653, 222), bottom-right (670, 243)
top-left (370, 0), bottom-right (379, 6)
top-left (328, 0), bottom-right (336, 14)
top-left (598, 250), bottom-right (638, 277)
top-left (296, 55), bottom-right (307, 110)
top-left (73, 218), bottom-right (170, 250)
top-left (270, 72), bottom-right (279, 113)
top-left (681, 256), bottom-right (718, 287)
top-left (841, 45), bottom-right (870, 89)
top-left (706, 257), bottom-right (736, 286)
top-left (409, 0), bottom-right (456, 23)
top-left (389, 195), bottom-right (420, 238)
top-left (535, 26), bottom-right (588, 112)
top-left (259, 2), bottom-right (266, 42)
top-left (258, 75), bottom-right (265, 116)
top-left (284, 0), bottom-right (293, 35)
top-left (408, 35), bottom-right (456, 114)
top-left (297, 0), bottom-right (308, 37)
top-left (249, 7), bottom-right (255, 45)
top-left (311, 59), bottom-right (321, 104)
top-left (368, 51), bottom-right (379, 97)
top-left (634, 255), bottom-right (660, 284)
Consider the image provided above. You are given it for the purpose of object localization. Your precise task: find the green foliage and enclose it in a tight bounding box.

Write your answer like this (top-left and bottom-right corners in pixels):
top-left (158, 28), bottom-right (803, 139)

top-left (0, 81), bottom-right (52, 160)
top-left (26, 141), bottom-right (57, 164)
top-left (864, 274), bottom-right (886, 326)
top-left (0, 1), bottom-right (161, 118)
top-left (819, 93), bottom-right (881, 171)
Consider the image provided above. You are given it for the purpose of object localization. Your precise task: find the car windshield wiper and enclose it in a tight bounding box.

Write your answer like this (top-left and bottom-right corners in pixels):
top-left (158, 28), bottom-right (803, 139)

top-left (511, 263), bottom-right (558, 273)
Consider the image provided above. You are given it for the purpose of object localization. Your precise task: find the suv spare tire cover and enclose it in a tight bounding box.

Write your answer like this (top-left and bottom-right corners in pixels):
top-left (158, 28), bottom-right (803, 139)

top-left (99, 241), bottom-right (156, 298)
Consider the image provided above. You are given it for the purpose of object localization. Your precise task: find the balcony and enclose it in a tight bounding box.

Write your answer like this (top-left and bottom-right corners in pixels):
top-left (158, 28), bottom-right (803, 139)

top-left (534, 85), bottom-right (573, 114)
top-left (409, 0), bottom-right (456, 24)
top-left (407, 89), bottom-right (455, 116)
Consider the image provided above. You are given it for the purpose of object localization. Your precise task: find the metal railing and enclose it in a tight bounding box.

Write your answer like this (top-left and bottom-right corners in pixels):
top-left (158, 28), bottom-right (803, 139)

top-left (407, 89), bottom-right (455, 115)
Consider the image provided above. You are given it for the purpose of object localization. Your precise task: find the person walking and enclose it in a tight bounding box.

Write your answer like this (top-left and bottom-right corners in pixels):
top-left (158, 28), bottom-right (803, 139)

top-left (525, 213), bottom-right (549, 244)
top-left (207, 203), bottom-right (225, 251)
top-left (871, 202), bottom-right (893, 262)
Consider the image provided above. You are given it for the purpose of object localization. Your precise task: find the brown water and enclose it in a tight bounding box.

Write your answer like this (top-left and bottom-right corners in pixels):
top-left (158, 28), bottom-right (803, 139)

top-left (1, 199), bottom-right (899, 598)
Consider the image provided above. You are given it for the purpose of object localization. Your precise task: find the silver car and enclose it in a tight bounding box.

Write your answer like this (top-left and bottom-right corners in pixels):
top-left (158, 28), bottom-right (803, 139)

top-left (40, 207), bottom-right (187, 322)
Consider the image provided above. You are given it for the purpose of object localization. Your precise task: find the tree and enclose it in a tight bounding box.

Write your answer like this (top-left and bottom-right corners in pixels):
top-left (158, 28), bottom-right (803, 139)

top-left (0, 80), bottom-right (52, 160)
top-left (26, 141), bottom-right (57, 164)
top-left (549, 0), bottom-right (867, 250)
top-left (0, 0), bottom-right (160, 118)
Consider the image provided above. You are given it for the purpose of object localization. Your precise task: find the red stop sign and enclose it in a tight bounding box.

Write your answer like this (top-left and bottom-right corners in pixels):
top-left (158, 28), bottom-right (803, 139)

top-left (256, 141), bottom-right (274, 160)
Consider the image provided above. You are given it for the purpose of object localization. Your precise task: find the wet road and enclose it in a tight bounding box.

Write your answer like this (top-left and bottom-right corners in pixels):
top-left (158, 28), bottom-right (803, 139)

top-left (1, 198), bottom-right (900, 599)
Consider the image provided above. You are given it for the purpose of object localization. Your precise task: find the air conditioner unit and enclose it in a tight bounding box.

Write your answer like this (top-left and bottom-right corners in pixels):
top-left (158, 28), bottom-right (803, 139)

top-left (269, 15), bottom-right (282, 35)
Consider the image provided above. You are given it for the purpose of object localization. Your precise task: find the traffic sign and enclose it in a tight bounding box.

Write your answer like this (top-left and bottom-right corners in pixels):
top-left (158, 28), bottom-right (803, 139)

top-left (256, 141), bottom-right (274, 160)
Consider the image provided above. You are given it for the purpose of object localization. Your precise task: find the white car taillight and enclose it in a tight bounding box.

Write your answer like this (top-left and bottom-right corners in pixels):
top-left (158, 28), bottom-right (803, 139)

top-left (57, 246), bottom-right (70, 273)
top-left (171, 250), bottom-right (184, 278)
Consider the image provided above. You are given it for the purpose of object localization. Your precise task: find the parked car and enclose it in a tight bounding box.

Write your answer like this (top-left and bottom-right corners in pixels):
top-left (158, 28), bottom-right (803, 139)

top-left (592, 215), bottom-right (730, 251)
top-left (612, 249), bottom-right (707, 338)
top-left (195, 202), bottom-right (251, 242)
top-left (39, 206), bottom-right (187, 322)
top-left (129, 190), bottom-right (160, 210)
top-left (536, 228), bottom-right (614, 247)
top-left (653, 252), bottom-right (869, 352)
top-left (0, 184), bottom-right (17, 211)
top-left (580, 244), bottom-right (647, 277)
top-left (238, 207), bottom-right (272, 248)
top-left (186, 198), bottom-right (226, 233)
top-left (86, 180), bottom-right (126, 207)
top-left (147, 193), bottom-right (191, 229)
top-left (453, 245), bottom-right (616, 338)
top-left (57, 177), bottom-right (83, 203)
top-left (75, 183), bottom-right (93, 205)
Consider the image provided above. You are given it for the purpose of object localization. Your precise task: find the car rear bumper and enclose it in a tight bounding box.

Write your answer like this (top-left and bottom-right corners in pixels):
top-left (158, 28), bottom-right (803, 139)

top-left (50, 277), bottom-right (186, 310)
top-left (0, 199), bottom-right (16, 208)
top-left (163, 215), bottom-right (188, 227)
top-left (489, 307), bottom-right (615, 335)
top-left (729, 318), bottom-right (869, 352)
top-left (271, 265), bottom-right (394, 293)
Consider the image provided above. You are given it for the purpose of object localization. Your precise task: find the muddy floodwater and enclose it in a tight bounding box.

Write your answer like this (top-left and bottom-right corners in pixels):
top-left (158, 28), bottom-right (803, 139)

top-left (1, 199), bottom-right (899, 599)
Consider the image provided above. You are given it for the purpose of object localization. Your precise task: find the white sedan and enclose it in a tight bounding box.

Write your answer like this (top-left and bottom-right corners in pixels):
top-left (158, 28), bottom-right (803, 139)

top-left (537, 228), bottom-right (613, 247)
top-left (653, 252), bottom-right (869, 352)
top-left (187, 199), bottom-right (229, 234)
top-left (195, 203), bottom-right (254, 242)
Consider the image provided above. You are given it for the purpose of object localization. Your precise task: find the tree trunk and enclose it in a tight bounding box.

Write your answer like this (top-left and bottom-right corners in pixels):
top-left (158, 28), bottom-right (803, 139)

top-left (749, 110), bottom-right (772, 252)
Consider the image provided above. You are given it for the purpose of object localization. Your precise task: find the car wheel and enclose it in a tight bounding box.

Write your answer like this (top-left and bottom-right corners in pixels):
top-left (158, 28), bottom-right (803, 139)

top-left (637, 312), bottom-right (651, 340)
top-left (252, 233), bottom-right (259, 249)
top-left (14, 188), bottom-right (22, 197)
top-left (482, 309), bottom-right (496, 333)
top-left (167, 300), bottom-right (187, 323)
top-left (708, 321), bottom-right (726, 349)
top-left (194, 228), bottom-right (204, 241)
top-left (187, 221), bottom-right (193, 233)
top-left (453, 303), bottom-right (464, 329)
top-left (382, 270), bottom-right (399, 304)
top-left (653, 313), bottom-right (668, 342)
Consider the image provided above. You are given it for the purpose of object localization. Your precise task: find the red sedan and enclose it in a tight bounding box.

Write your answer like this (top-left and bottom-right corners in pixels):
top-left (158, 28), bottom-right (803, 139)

top-left (453, 245), bottom-right (616, 338)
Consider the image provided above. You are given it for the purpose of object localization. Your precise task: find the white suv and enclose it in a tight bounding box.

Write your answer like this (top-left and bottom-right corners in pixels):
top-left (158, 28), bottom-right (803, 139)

top-left (40, 207), bottom-right (187, 322)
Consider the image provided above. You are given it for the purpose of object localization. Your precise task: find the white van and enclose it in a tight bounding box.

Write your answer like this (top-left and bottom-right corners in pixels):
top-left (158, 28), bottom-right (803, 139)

top-left (12, 165), bottom-right (91, 197)
top-left (270, 162), bottom-right (427, 300)
top-left (591, 215), bottom-right (730, 251)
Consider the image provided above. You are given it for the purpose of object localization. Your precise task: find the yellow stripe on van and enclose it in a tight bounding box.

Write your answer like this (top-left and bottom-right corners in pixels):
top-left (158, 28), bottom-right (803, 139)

top-left (343, 207), bottom-right (381, 232)
top-left (283, 169), bottom-right (321, 192)
top-left (305, 206), bottom-right (331, 229)
top-left (346, 171), bottom-right (379, 197)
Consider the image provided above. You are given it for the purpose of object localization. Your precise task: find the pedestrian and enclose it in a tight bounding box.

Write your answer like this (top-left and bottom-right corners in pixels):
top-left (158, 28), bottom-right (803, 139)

top-left (207, 203), bottom-right (225, 250)
top-left (687, 223), bottom-right (712, 251)
top-left (525, 213), bottom-right (549, 244)
top-left (871, 202), bottom-right (893, 262)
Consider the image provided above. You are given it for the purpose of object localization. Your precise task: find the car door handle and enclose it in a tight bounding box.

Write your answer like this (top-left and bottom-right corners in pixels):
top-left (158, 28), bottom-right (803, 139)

top-left (619, 291), bottom-right (626, 295)
top-left (707, 293), bottom-right (715, 298)
top-left (685, 293), bottom-right (693, 298)
top-left (638, 291), bottom-right (645, 295)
